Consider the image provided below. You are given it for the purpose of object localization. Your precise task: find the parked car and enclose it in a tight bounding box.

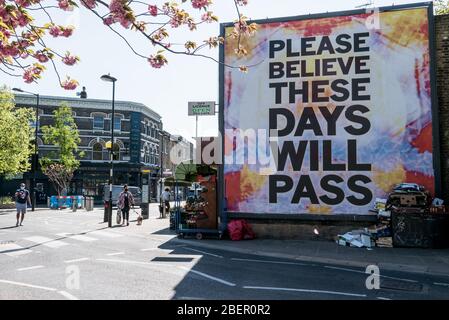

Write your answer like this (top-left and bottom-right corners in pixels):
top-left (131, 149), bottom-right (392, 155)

top-left (102, 185), bottom-right (142, 208)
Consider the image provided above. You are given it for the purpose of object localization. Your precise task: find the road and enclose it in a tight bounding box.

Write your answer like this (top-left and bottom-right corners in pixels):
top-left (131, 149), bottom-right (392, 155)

top-left (1, 208), bottom-right (449, 300)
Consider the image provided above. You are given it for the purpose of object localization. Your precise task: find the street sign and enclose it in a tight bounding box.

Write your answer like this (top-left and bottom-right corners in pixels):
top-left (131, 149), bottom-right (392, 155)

top-left (188, 101), bottom-right (215, 116)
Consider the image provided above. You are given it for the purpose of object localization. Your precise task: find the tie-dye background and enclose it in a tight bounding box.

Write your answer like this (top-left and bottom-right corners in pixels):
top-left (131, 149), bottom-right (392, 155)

top-left (222, 7), bottom-right (435, 215)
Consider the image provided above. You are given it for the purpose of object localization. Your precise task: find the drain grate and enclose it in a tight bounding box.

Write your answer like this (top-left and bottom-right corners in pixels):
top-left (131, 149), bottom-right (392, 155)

top-left (380, 279), bottom-right (423, 292)
top-left (0, 240), bottom-right (15, 245)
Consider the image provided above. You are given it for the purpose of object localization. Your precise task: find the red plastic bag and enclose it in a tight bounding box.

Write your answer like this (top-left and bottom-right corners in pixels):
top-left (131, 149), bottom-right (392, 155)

top-left (227, 219), bottom-right (255, 241)
top-left (242, 220), bottom-right (255, 240)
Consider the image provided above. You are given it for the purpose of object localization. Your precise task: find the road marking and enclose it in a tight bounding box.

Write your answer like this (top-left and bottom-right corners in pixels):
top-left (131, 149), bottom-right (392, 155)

top-left (0, 279), bottom-right (57, 292)
top-left (324, 265), bottom-right (418, 283)
top-left (179, 266), bottom-right (236, 286)
top-left (90, 230), bottom-right (122, 238)
top-left (0, 243), bottom-right (32, 256)
top-left (64, 258), bottom-right (89, 263)
top-left (377, 297), bottom-right (392, 300)
top-left (96, 258), bottom-right (176, 268)
top-left (58, 290), bottom-right (79, 300)
top-left (232, 257), bottom-right (309, 266)
top-left (140, 248), bottom-right (173, 253)
top-left (106, 252), bottom-right (125, 256)
top-left (24, 236), bottom-right (68, 248)
top-left (434, 282), bottom-right (449, 287)
top-left (56, 233), bottom-right (98, 242)
top-left (243, 286), bottom-right (367, 298)
top-left (17, 265), bottom-right (44, 271)
top-left (183, 247), bottom-right (223, 258)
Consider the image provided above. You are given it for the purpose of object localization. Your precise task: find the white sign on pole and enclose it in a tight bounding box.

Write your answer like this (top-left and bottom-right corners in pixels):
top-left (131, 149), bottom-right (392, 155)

top-left (188, 101), bottom-right (215, 116)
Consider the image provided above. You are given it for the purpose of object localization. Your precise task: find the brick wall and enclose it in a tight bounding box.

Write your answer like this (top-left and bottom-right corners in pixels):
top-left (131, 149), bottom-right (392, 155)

top-left (435, 14), bottom-right (449, 202)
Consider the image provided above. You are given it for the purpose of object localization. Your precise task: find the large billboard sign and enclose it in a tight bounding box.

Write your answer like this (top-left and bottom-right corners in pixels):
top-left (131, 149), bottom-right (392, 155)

top-left (220, 3), bottom-right (438, 215)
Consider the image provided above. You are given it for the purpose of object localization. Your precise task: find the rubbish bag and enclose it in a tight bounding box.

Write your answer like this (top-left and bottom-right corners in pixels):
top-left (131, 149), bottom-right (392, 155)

top-left (227, 219), bottom-right (255, 241)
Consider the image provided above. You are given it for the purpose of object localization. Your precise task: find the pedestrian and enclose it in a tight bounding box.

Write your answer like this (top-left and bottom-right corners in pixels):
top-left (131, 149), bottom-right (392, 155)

top-left (161, 187), bottom-right (171, 217)
top-left (14, 183), bottom-right (31, 227)
top-left (117, 184), bottom-right (134, 226)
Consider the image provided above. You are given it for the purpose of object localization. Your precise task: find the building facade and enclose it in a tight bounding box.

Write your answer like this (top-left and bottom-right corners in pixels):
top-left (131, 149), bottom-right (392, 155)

top-left (1, 93), bottom-right (164, 203)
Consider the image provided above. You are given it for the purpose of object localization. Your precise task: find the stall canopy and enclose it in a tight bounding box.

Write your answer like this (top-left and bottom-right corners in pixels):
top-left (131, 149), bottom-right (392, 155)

top-left (174, 161), bottom-right (217, 182)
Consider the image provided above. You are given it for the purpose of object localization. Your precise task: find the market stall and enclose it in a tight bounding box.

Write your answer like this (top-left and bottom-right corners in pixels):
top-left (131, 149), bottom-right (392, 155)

top-left (172, 161), bottom-right (222, 240)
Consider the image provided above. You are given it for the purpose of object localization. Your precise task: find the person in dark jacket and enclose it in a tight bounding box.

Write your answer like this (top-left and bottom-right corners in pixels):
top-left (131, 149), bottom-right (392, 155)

top-left (15, 183), bottom-right (31, 227)
top-left (117, 184), bottom-right (135, 226)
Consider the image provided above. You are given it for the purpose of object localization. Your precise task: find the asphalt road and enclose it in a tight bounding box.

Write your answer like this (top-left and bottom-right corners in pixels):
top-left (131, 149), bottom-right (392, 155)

top-left (1, 209), bottom-right (449, 300)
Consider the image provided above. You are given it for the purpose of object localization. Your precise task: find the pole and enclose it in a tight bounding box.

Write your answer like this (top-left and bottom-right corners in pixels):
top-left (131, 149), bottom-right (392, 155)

top-left (32, 94), bottom-right (39, 212)
top-left (159, 132), bottom-right (163, 218)
top-left (108, 81), bottom-right (115, 228)
top-left (195, 115), bottom-right (198, 142)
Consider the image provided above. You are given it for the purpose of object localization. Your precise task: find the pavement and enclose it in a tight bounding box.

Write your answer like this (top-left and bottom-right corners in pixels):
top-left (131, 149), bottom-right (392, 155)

top-left (1, 204), bottom-right (449, 300)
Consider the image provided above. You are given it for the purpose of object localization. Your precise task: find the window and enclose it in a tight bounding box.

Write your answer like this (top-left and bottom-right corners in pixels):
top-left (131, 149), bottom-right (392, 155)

top-left (92, 143), bottom-right (103, 160)
top-left (93, 116), bottom-right (104, 130)
top-left (143, 146), bottom-right (150, 163)
top-left (114, 117), bottom-right (121, 131)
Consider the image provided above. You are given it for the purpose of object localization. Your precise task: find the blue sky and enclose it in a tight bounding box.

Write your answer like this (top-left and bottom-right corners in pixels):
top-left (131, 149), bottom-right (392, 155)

top-left (0, 0), bottom-right (422, 141)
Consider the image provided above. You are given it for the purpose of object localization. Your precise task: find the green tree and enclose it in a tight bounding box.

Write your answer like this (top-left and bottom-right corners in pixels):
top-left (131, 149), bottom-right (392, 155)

top-left (40, 104), bottom-right (84, 195)
top-left (0, 87), bottom-right (34, 177)
top-left (436, 0), bottom-right (449, 14)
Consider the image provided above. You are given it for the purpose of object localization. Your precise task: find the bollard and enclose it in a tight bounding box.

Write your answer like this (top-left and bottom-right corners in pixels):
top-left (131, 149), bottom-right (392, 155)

top-left (72, 197), bottom-right (77, 212)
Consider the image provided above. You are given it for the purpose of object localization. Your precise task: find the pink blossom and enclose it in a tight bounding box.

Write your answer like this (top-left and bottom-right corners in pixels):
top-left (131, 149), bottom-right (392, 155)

top-left (80, 0), bottom-right (97, 9)
top-left (191, 0), bottom-right (210, 9)
top-left (147, 54), bottom-right (167, 68)
top-left (148, 5), bottom-right (158, 16)
top-left (62, 53), bottom-right (78, 66)
top-left (33, 51), bottom-right (49, 63)
top-left (14, 0), bottom-right (33, 7)
top-left (103, 16), bottom-right (115, 25)
top-left (58, 0), bottom-right (74, 11)
top-left (49, 26), bottom-right (61, 37)
top-left (61, 78), bottom-right (78, 90)
top-left (61, 27), bottom-right (74, 37)
top-left (201, 11), bottom-right (216, 23)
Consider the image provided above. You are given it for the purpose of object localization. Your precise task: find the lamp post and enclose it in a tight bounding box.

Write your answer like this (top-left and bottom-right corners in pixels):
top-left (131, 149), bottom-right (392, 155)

top-left (157, 129), bottom-right (170, 217)
top-left (100, 74), bottom-right (117, 227)
top-left (12, 88), bottom-right (39, 212)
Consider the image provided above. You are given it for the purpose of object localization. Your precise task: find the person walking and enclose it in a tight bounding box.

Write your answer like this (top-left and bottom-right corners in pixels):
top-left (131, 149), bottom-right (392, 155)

top-left (117, 184), bottom-right (134, 226)
top-left (161, 187), bottom-right (171, 218)
top-left (14, 183), bottom-right (31, 227)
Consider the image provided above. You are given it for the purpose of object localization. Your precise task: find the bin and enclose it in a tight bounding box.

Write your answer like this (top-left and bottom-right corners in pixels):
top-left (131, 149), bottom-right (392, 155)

top-left (392, 210), bottom-right (449, 248)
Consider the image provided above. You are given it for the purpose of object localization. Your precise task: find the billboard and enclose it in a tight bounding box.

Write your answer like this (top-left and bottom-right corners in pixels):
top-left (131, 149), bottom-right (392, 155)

top-left (220, 3), bottom-right (438, 216)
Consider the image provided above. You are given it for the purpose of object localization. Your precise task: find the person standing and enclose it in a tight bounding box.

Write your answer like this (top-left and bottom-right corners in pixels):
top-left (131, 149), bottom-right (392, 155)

top-left (161, 187), bottom-right (171, 218)
top-left (117, 184), bottom-right (134, 226)
top-left (15, 183), bottom-right (31, 227)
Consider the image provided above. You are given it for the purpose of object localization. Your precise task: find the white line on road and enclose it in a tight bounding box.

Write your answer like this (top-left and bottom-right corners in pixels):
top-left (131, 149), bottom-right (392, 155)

top-left (58, 290), bottom-right (79, 300)
top-left (324, 266), bottom-right (418, 283)
top-left (64, 258), bottom-right (89, 264)
top-left (184, 247), bottom-right (223, 258)
top-left (140, 248), bottom-right (173, 253)
top-left (243, 286), bottom-right (367, 298)
top-left (106, 252), bottom-right (125, 256)
top-left (56, 233), bottom-right (98, 242)
top-left (377, 297), bottom-right (392, 300)
top-left (90, 230), bottom-right (122, 238)
top-left (434, 282), bottom-right (449, 287)
top-left (24, 236), bottom-right (68, 248)
top-left (232, 257), bottom-right (309, 266)
top-left (17, 265), bottom-right (44, 271)
top-left (179, 266), bottom-right (236, 286)
top-left (0, 243), bottom-right (32, 256)
top-left (96, 258), bottom-right (176, 268)
top-left (0, 279), bottom-right (56, 292)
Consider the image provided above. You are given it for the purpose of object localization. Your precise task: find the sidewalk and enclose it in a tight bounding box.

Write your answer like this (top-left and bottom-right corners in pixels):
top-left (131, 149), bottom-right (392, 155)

top-left (135, 206), bottom-right (449, 278)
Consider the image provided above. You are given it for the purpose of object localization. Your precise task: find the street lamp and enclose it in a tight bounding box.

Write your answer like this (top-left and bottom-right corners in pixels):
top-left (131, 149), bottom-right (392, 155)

top-left (157, 129), bottom-right (170, 218)
top-left (12, 87), bottom-right (39, 212)
top-left (100, 74), bottom-right (117, 227)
